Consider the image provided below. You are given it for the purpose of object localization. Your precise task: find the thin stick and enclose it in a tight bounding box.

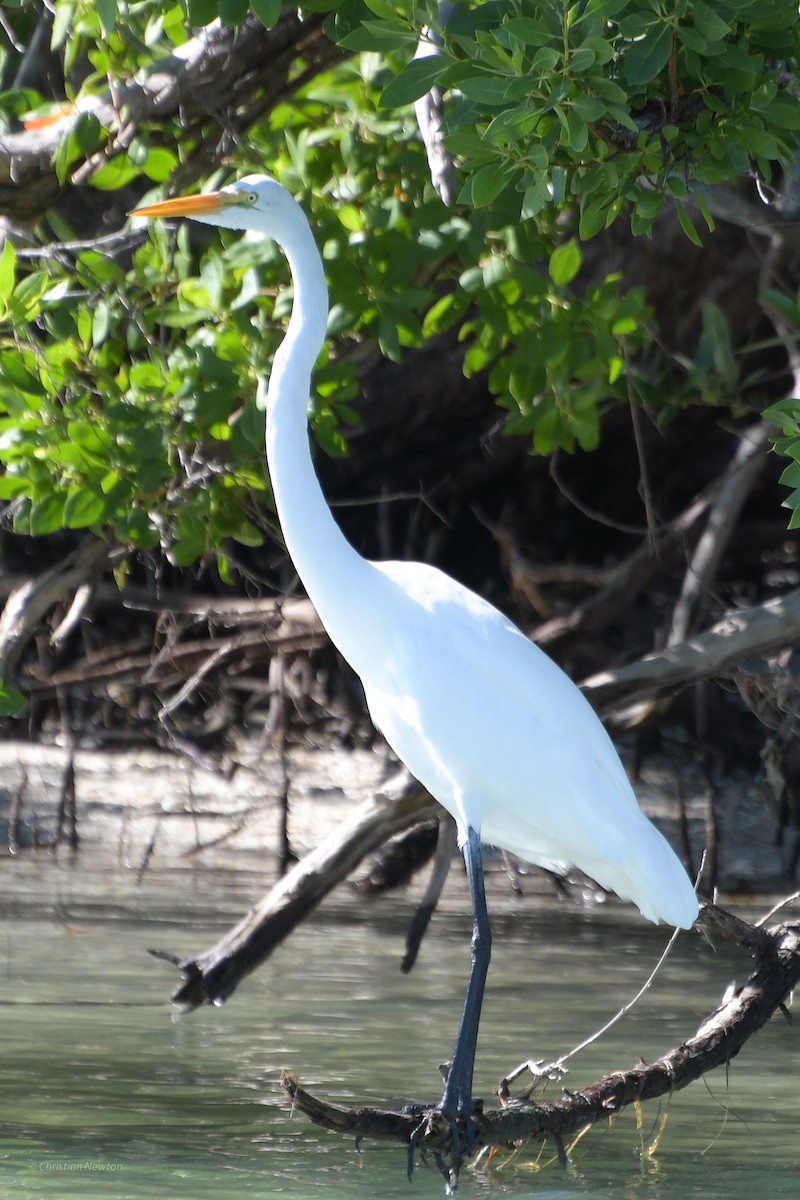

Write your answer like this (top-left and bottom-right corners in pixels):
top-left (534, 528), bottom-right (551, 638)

top-left (552, 925), bottom-right (683, 1074)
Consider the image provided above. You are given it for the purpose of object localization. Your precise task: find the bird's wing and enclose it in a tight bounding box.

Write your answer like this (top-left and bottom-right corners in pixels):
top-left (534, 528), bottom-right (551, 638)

top-left (369, 561), bottom-right (637, 838)
top-left (367, 560), bottom-right (697, 927)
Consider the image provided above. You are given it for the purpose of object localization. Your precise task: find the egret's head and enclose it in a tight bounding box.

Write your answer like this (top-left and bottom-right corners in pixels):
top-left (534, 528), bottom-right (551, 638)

top-left (131, 174), bottom-right (301, 237)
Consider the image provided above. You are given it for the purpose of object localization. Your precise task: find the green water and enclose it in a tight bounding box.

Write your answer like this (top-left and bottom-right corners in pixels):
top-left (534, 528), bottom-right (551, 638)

top-left (0, 857), bottom-right (797, 1198)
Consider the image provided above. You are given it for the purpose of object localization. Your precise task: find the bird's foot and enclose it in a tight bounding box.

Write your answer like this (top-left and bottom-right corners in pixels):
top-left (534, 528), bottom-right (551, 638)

top-left (407, 1085), bottom-right (482, 1193)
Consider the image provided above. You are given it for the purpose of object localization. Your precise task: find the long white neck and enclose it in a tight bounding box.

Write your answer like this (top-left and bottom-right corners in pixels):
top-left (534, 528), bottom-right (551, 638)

top-left (265, 216), bottom-right (378, 670)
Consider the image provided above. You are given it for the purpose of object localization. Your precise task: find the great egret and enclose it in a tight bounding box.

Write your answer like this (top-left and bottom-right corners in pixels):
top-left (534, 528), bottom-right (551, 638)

top-left (133, 177), bottom-right (698, 1181)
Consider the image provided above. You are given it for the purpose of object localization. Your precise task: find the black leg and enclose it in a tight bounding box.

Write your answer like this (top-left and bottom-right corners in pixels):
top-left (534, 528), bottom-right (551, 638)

top-left (440, 827), bottom-right (492, 1138)
top-left (407, 826), bottom-right (492, 1187)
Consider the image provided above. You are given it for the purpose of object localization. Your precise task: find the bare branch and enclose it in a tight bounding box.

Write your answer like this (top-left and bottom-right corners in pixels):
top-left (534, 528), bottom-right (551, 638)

top-left (531, 492), bottom-right (712, 646)
top-left (582, 586), bottom-right (800, 715)
top-left (153, 775), bottom-right (439, 1010)
top-left (0, 536), bottom-right (109, 680)
top-left (280, 901), bottom-right (800, 1166)
top-left (668, 419), bottom-right (772, 646)
top-left (402, 814), bottom-right (459, 973)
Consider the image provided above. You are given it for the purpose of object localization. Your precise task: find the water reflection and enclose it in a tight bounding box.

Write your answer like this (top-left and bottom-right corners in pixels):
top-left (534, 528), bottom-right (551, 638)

top-left (0, 858), bottom-right (797, 1198)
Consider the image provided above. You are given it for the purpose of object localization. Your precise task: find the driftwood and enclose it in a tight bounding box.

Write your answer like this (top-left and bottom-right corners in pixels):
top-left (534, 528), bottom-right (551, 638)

top-left (279, 900), bottom-right (800, 1184)
top-left (153, 775), bottom-right (439, 1009)
top-left (6, 579), bottom-right (323, 699)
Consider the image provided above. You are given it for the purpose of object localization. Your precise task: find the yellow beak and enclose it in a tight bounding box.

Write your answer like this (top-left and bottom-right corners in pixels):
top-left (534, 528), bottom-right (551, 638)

top-left (130, 191), bottom-right (227, 219)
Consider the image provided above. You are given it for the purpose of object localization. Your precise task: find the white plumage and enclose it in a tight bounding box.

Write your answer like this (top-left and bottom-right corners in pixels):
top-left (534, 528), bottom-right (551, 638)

top-left (134, 176), bottom-right (698, 1177)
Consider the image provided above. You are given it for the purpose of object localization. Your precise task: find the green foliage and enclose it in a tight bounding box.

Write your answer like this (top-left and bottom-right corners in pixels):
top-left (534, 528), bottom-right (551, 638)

top-left (0, 0), bottom-right (796, 567)
top-left (765, 397), bottom-right (800, 529)
top-left (365, 0), bottom-right (800, 237)
top-left (761, 282), bottom-right (800, 525)
top-left (0, 682), bottom-right (27, 716)
top-left (0, 224), bottom-right (282, 566)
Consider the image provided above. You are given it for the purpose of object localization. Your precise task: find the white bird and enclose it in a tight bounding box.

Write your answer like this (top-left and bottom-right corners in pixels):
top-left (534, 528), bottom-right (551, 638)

top-left (132, 176), bottom-right (698, 1182)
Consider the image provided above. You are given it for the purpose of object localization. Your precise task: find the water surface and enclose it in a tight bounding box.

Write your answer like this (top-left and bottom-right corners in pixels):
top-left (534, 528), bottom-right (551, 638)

top-left (0, 857), bottom-right (797, 1198)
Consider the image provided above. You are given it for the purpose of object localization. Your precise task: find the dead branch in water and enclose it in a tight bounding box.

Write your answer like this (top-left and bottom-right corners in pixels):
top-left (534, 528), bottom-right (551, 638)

top-left (280, 900), bottom-right (800, 1170)
top-left (151, 774), bottom-right (438, 1009)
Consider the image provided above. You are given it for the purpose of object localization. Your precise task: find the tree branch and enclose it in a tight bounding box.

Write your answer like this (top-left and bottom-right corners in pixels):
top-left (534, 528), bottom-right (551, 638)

top-left (0, 535), bottom-right (109, 681)
top-left (583, 586), bottom-right (800, 716)
top-left (668, 419), bottom-right (773, 646)
top-left (280, 901), bottom-right (800, 1169)
top-left (0, 11), bottom-right (343, 219)
top-left (152, 775), bottom-right (439, 1009)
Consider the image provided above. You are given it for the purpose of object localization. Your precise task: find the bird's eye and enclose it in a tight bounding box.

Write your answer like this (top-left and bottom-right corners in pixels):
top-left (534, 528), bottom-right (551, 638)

top-left (245, 191), bottom-right (258, 205)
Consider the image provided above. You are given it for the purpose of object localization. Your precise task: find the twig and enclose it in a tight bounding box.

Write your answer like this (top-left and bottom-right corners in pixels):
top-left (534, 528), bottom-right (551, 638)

top-left (532, 492), bottom-right (712, 646)
top-left (542, 924), bottom-right (685, 1081)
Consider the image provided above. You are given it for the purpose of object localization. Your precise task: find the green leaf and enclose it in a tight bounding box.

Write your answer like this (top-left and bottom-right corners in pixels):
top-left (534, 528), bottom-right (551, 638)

top-left (695, 191), bottom-right (716, 234)
top-left (379, 54), bottom-right (452, 109)
top-left (568, 47), bottom-right (597, 73)
top-left (423, 291), bottom-right (469, 337)
top-left (532, 47), bottom-right (561, 72)
top-left (53, 112), bottom-right (103, 185)
top-left (220, 0), bottom-right (248, 24)
top-left (762, 288), bottom-right (800, 326)
top-left (675, 200), bottom-right (703, 247)
top-left (0, 351), bottom-right (46, 397)
top-left (249, 0), bottom-right (281, 28)
top-left (29, 494), bottom-right (66, 535)
top-left (14, 271), bottom-right (50, 321)
top-left (362, 0), bottom-right (400, 17)
top-left (0, 683), bottom-right (27, 717)
top-left (142, 147), bottom-right (178, 183)
top-left (51, 0), bottom-right (77, 49)
top-left (690, 1), bottom-right (731, 42)
top-left (459, 74), bottom-right (511, 105)
top-left (549, 239), bottom-right (582, 286)
top-left (762, 97), bottom-right (800, 130)
top-left (0, 240), bottom-right (16, 307)
top-left (116, 508), bottom-right (159, 549)
top-left (623, 24), bottom-right (673, 85)
top-left (676, 25), bottom-right (707, 53)
top-left (339, 20), bottom-right (414, 52)
top-left (502, 17), bottom-right (551, 46)
top-left (0, 474), bottom-right (30, 500)
top-left (96, 0), bottom-right (117, 37)
top-left (77, 248), bottom-right (125, 286)
top-left (92, 299), bottom-right (111, 347)
top-left (63, 487), bottom-right (107, 528)
top-left (231, 521), bottom-right (264, 547)
top-left (470, 161), bottom-right (513, 207)
top-left (90, 155), bottom-right (140, 190)
top-left (579, 194), bottom-right (612, 240)
top-left (186, 0), bottom-right (219, 23)
top-left (570, 94), bottom-right (605, 123)
top-left (764, 399), bottom-right (800, 429)
top-left (172, 513), bottom-right (207, 565)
